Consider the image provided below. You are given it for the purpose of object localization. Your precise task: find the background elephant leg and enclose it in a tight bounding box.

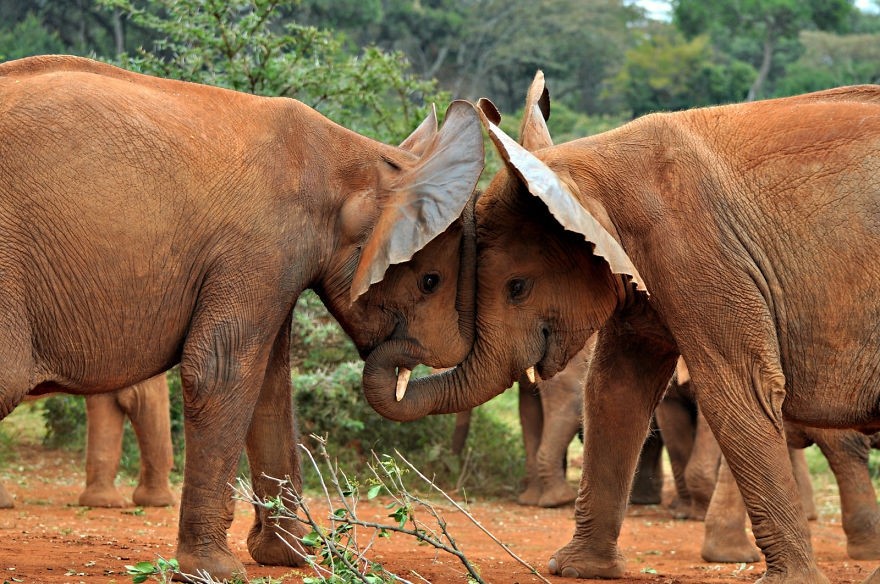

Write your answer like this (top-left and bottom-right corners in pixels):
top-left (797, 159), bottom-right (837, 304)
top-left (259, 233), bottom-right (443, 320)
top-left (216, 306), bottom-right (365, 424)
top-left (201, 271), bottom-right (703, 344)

top-left (812, 429), bottom-right (880, 560)
top-left (0, 481), bottom-right (14, 508)
top-left (701, 456), bottom-right (761, 563)
top-left (451, 409), bottom-right (472, 456)
top-left (117, 375), bottom-right (176, 507)
top-left (79, 392), bottom-right (127, 508)
top-left (629, 416), bottom-right (664, 505)
top-left (655, 387), bottom-right (696, 515)
top-left (535, 386), bottom-right (580, 508)
top-left (517, 375), bottom-right (544, 506)
top-left (683, 408), bottom-right (721, 520)
top-left (790, 448), bottom-right (817, 521)
top-left (244, 315), bottom-right (308, 568)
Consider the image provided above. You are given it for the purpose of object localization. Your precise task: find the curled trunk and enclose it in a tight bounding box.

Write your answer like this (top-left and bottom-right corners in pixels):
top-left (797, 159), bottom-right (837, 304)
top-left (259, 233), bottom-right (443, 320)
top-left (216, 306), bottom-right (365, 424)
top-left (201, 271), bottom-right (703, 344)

top-left (361, 329), bottom-right (523, 422)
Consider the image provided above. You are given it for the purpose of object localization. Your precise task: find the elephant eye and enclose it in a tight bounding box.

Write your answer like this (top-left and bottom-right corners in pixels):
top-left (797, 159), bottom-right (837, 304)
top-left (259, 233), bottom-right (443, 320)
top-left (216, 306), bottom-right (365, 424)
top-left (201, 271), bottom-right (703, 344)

top-left (419, 272), bottom-right (441, 294)
top-left (507, 277), bottom-right (531, 304)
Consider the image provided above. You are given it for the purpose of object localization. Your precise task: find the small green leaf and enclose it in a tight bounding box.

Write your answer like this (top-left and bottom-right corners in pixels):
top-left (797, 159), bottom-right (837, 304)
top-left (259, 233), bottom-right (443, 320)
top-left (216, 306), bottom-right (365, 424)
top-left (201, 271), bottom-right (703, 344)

top-left (367, 485), bottom-right (382, 499)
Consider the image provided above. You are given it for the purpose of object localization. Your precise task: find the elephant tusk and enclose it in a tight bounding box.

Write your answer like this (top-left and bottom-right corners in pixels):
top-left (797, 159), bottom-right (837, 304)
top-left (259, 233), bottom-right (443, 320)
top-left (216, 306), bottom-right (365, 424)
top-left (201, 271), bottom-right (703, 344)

top-left (525, 366), bottom-right (536, 384)
top-left (396, 368), bottom-right (412, 402)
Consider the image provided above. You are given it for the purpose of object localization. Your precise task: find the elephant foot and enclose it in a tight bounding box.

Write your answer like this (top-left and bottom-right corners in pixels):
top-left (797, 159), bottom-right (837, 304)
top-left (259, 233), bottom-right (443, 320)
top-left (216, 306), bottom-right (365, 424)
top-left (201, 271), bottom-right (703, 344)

top-left (548, 541), bottom-right (625, 579)
top-left (847, 536), bottom-right (880, 560)
top-left (517, 481), bottom-right (543, 507)
top-left (0, 483), bottom-right (15, 508)
top-left (538, 481), bottom-right (577, 508)
top-left (701, 529), bottom-right (761, 563)
top-left (133, 483), bottom-right (177, 507)
top-left (753, 566), bottom-right (829, 584)
top-left (688, 501), bottom-right (708, 521)
top-left (78, 484), bottom-right (127, 508)
top-left (247, 518), bottom-right (310, 566)
top-left (863, 567), bottom-right (880, 584)
top-left (666, 496), bottom-right (692, 519)
top-left (175, 546), bottom-right (246, 583)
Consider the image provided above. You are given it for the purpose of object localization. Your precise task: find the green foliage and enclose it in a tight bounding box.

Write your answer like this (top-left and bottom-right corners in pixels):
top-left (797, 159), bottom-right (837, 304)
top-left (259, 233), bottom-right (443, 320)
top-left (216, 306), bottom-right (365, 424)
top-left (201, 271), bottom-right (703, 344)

top-left (0, 13), bottom-right (66, 61)
top-left (611, 24), bottom-right (754, 116)
top-left (102, 0), bottom-right (446, 142)
top-left (125, 557), bottom-right (179, 583)
top-left (773, 30), bottom-right (880, 96)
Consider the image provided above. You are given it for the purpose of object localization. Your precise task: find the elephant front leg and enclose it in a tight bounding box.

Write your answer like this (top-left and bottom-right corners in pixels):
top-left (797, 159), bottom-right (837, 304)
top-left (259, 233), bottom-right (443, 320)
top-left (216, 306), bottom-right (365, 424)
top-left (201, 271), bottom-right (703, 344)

top-left (548, 330), bottom-right (676, 579)
top-left (244, 315), bottom-right (309, 567)
top-left (118, 375), bottom-right (176, 507)
top-left (696, 361), bottom-right (828, 584)
top-left (79, 392), bottom-right (127, 508)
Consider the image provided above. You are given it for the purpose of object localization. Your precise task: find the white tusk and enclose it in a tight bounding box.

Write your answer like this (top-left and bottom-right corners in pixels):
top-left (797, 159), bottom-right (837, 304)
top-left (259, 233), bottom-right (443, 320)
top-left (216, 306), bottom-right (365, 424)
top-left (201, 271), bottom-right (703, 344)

top-left (525, 366), bottom-right (536, 384)
top-left (396, 368), bottom-right (412, 402)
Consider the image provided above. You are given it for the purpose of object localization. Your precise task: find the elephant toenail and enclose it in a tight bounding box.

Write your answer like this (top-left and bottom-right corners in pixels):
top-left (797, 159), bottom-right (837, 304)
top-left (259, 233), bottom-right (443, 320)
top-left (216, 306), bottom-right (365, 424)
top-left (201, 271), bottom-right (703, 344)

top-left (561, 567), bottom-right (581, 578)
top-left (548, 558), bottom-right (558, 574)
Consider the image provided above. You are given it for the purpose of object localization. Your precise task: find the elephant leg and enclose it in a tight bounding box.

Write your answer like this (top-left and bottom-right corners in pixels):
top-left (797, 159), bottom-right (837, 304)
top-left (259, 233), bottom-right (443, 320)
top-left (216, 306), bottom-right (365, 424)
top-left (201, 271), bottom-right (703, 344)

top-left (244, 313), bottom-right (309, 567)
top-left (684, 408), bottom-right (721, 520)
top-left (535, 382), bottom-right (580, 508)
top-left (0, 481), bottom-right (14, 508)
top-left (451, 409), bottom-right (472, 456)
top-left (548, 327), bottom-right (676, 579)
top-left (79, 391), bottom-right (128, 508)
top-left (812, 428), bottom-right (880, 560)
top-left (517, 375), bottom-right (544, 506)
top-left (117, 375), bottom-right (176, 507)
top-left (655, 387), bottom-right (696, 516)
top-left (629, 417), bottom-right (663, 505)
top-left (701, 456), bottom-right (761, 562)
top-left (696, 359), bottom-right (826, 584)
top-left (174, 305), bottom-right (299, 581)
top-left (790, 448), bottom-right (817, 521)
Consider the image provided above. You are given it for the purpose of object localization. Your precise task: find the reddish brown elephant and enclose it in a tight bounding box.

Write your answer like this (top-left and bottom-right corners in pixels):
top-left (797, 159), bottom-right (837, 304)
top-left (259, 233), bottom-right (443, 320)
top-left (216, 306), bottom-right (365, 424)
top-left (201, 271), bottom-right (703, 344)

top-left (0, 374), bottom-right (175, 509)
top-left (659, 360), bottom-right (880, 563)
top-left (363, 72), bottom-right (880, 584)
top-left (0, 55), bottom-right (484, 580)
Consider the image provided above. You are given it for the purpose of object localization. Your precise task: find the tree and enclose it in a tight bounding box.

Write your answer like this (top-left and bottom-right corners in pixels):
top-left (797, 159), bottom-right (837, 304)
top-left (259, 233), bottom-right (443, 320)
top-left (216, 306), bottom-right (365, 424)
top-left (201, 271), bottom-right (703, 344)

top-left (103, 0), bottom-right (445, 142)
top-left (775, 30), bottom-right (880, 94)
top-left (673, 0), bottom-right (855, 100)
top-left (610, 22), bottom-right (755, 116)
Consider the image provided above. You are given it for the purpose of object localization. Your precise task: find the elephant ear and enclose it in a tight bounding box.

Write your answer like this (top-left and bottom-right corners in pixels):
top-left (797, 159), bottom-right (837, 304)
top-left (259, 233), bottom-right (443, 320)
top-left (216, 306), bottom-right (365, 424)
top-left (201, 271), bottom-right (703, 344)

top-left (350, 100), bottom-right (485, 301)
top-left (518, 70), bottom-right (553, 151)
top-left (398, 103), bottom-right (437, 155)
top-left (484, 119), bottom-right (648, 293)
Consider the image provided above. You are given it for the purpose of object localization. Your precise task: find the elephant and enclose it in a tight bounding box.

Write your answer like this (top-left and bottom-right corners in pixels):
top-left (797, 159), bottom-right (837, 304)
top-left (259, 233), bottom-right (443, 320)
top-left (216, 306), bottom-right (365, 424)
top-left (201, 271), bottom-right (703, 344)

top-left (659, 359), bottom-right (880, 563)
top-left (0, 55), bottom-right (484, 580)
top-left (0, 374), bottom-right (175, 509)
top-left (452, 337), bottom-right (664, 508)
top-left (362, 70), bottom-right (880, 584)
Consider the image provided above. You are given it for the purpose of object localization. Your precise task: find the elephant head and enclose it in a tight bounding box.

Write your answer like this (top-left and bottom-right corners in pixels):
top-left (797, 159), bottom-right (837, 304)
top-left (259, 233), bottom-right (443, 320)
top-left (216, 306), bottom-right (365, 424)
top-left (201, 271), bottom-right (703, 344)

top-left (317, 100), bottom-right (483, 372)
top-left (362, 71), bottom-right (646, 421)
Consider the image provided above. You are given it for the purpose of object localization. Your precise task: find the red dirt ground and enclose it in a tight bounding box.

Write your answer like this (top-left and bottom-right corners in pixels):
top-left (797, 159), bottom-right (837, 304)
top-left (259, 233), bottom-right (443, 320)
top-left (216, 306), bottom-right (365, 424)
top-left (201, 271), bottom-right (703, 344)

top-left (0, 443), bottom-right (877, 584)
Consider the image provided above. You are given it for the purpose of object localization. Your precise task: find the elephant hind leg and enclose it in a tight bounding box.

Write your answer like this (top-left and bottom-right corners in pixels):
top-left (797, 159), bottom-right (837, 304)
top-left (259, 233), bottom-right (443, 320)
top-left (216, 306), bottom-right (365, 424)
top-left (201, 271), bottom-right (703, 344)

top-left (0, 481), bottom-right (14, 508)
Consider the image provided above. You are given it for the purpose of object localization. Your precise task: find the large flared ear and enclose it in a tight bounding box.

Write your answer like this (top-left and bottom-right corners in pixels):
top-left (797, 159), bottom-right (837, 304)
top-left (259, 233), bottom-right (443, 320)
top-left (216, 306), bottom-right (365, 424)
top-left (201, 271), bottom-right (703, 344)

top-left (398, 103), bottom-right (437, 155)
top-left (518, 70), bottom-right (553, 151)
top-left (350, 100), bottom-right (485, 301)
top-left (484, 119), bottom-right (647, 293)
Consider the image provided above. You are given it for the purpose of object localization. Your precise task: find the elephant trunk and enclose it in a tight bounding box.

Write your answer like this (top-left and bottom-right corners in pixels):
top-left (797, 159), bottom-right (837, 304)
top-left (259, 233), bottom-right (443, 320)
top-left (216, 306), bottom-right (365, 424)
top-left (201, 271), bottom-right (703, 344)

top-left (454, 194), bottom-right (477, 346)
top-left (362, 326), bottom-right (524, 422)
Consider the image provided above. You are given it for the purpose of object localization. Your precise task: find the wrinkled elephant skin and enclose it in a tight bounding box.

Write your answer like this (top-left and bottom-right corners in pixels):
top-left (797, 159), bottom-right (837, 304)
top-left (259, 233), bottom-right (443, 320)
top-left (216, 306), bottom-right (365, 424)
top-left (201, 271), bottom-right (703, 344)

top-left (0, 55), bottom-right (484, 580)
top-left (366, 73), bottom-right (880, 584)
